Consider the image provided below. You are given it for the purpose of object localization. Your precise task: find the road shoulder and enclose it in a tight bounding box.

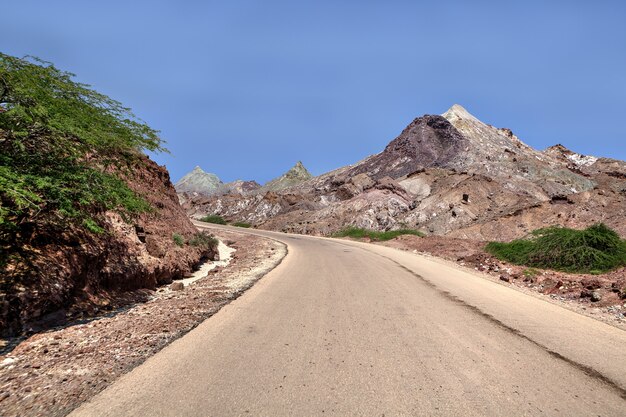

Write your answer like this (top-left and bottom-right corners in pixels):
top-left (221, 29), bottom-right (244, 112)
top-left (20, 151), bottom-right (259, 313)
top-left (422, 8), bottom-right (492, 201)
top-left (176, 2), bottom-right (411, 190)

top-left (0, 227), bottom-right (286, 417)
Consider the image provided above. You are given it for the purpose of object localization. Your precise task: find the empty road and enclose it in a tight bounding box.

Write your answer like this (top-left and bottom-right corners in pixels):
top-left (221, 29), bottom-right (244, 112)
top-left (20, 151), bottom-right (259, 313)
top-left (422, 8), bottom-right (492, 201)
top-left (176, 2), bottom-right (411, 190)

top-left (71, 224), bottom-right (626, 416)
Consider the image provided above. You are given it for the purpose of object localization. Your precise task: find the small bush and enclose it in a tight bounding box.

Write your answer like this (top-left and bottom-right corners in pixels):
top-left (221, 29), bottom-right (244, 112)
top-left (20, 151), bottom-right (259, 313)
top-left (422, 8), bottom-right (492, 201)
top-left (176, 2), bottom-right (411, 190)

top-left (83, 218), bottom-right (105, 234)
top-left (232, 222), bottom-right (251, 228)
top-left (522, 268), bottom-right (540, 278)
top-left (189, 232), bottom-right (218, 250)
top-left (172, 233), bottom-right (184, 247)
top-left (200, 215), bottom-right (227, 225)
top-left (486, 223), bottom-right (626, 274)
top-left (333, 227), bottom-right (424, 242)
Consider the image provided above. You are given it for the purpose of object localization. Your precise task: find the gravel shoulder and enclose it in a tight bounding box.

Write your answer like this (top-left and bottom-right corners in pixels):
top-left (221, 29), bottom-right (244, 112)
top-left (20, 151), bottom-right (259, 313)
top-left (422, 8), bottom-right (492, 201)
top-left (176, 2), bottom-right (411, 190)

top-left (0, 228), bottom-right (286, 417)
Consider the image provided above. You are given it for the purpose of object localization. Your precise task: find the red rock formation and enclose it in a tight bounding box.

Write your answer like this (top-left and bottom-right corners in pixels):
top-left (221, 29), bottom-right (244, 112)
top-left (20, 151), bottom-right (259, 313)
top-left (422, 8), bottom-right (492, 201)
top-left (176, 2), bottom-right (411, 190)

top-left (0, 155), bottom-right (217, 337)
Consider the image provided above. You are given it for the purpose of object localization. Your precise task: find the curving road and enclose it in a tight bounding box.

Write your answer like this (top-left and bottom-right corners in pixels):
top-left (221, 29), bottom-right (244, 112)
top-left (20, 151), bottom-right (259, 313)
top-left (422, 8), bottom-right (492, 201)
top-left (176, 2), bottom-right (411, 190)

top-left (71, 223), bottom-right (626, 416)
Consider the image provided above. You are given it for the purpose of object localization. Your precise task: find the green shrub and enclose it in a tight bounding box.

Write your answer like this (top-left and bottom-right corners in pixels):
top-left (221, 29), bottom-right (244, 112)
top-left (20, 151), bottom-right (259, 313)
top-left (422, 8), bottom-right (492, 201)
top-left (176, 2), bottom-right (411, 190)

top-left (232, 222), bottom-right (251, 228)
top-left (199, 215), bottom-right (227, 225)
top-left (172, 233), bottom-right (184, 247)
top-left (486, 223), bottom-right (626, 274)
top-left (189, 232), bottom-right (218, 249)
top-left (0, 53), bottom-right (163, 239)
top-left (522, 268), bottom-right (540, 278)
top-left (332, 227), bottom-right (424, 242)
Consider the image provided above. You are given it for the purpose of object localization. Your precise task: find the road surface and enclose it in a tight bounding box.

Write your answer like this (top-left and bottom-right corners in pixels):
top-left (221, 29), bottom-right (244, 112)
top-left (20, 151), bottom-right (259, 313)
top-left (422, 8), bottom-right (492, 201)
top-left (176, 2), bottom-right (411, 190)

top-left (71, 224), bottom-right (626, 416)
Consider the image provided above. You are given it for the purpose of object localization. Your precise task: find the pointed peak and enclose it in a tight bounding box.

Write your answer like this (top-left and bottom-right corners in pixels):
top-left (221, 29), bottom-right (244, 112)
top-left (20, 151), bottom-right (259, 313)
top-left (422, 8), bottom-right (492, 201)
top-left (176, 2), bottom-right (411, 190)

top-left (546, 144), bottom-right (571, 153)
top-left (449, 103), bottom-right (467, 112)
top-left (290, 161), bottom-right (308, 171)
top-left (287, 161), bottom-right (311, 177)
top-left (442, 104), bottom-right (479, 122)
top-left (261, 160), bottom-right (312, 191)
top-left (175, 166), bottom-right (222, 194)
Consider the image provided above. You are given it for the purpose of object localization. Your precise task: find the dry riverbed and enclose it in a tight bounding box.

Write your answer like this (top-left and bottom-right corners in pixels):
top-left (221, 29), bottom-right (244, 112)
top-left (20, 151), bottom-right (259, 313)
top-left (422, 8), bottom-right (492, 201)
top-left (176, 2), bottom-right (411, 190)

top-left (0, 229), bottom-right (286, 417)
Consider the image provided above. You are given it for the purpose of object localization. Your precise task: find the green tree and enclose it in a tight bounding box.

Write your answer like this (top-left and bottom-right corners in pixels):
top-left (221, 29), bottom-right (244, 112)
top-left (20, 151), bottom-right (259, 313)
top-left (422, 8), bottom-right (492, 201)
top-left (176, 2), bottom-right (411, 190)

top-left (0, 53), bottom-right (165, 241)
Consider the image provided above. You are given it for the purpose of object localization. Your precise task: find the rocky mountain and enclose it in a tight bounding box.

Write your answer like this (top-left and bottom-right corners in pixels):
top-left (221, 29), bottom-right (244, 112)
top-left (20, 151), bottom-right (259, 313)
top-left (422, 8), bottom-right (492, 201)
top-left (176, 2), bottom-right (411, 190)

top-left (262, 161), bottom-right (312, 191)
top-left (220, 179), bottom-right (262, 195)
top-left (177, 161), bottom-right (311, 199)
top-left (442, 105), bottom-right (595, 197)
top-left (182, 105), bottom-right (626, 240)
top-left (175, 166), bottom-right (223, 195)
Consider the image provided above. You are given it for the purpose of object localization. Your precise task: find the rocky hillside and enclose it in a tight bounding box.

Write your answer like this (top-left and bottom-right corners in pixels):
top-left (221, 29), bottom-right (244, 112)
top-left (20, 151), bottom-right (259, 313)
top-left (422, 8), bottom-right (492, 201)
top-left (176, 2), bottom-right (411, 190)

top-left (3, 155), bottom-right (218, 336)
top-left (220, 179), bottom-right (262, 195)
top-left (183, 105), bottom-right (626, 240)
top-left (0, 54), bottom-right (217, 337)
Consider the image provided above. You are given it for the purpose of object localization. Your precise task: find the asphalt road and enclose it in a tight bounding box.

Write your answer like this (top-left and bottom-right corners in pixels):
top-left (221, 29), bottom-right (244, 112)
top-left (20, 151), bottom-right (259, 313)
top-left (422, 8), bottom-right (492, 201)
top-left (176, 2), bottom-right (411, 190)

top-left (71, 224), bottom-right (626, 416)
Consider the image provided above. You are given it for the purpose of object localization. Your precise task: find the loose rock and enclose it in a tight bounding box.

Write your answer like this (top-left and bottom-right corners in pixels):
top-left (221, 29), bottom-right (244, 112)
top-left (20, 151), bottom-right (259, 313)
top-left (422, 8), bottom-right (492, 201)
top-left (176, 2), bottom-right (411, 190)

top-left (170, 282), bottom-right (184, 291)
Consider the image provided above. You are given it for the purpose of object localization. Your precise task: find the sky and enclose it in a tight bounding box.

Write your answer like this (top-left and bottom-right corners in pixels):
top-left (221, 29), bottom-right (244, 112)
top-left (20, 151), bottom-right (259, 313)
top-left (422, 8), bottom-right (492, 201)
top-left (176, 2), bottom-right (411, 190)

top-left (2, 0), bottom-right (625, 184)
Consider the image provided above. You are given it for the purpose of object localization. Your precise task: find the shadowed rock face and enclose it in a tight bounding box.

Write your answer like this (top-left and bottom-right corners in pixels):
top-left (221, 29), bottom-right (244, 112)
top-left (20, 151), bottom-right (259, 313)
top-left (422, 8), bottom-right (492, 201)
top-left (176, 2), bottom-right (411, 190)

top-left (350, 115), bottom-right (469, 180)
top-left (184, 105), bottom-right (626, 240)
top-left (220, 179), bottom-right (262, 195)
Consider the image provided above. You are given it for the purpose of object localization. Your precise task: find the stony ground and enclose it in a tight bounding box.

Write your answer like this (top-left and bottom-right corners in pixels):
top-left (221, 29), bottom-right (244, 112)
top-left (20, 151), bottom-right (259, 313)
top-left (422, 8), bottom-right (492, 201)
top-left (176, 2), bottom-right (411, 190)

top-left (378, 235), bottom-right (626, 329)
top-left (0, 229), bottom-right (286, 417)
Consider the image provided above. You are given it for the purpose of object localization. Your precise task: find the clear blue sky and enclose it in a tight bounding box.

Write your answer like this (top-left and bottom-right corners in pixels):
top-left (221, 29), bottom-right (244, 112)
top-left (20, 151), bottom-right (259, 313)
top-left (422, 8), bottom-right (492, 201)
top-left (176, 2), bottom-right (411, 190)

top-left (2, 1), bottom-right (625, 183)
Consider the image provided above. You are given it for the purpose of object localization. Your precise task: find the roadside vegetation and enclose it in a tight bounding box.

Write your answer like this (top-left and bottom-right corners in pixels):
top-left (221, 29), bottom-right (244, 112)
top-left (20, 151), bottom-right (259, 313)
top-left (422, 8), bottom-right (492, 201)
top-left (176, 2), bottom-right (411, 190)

top-left (0, 53), bottom-right (163, 239)
top-left (172, 233), bottom-right (184, 247)
top-left (199, 214), bottom-right (227, 225)
top-left (485, 223), bottom-right (626, 274)
top-left (232, 222), bottom-right (251, 228)
top-left (189, 231), bottom-right (218, 249)
top-left (333, 227), bottom-right (424, 242)
top-left (1, 53), bottom-right (166, 270)
top-left (198, 215), bottom-right (253, 228)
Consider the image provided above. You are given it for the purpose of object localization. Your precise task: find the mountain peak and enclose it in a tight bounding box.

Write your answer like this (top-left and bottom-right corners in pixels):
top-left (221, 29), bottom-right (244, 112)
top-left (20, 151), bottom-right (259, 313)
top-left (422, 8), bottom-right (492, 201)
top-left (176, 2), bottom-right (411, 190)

top-left (263, 161), bottom-right (312, 191)
top-left (442, 104), bottom-right (480, 123)
top-left (175, 166), bottom-right (222, 195)
top-left (288, 161), bottom-right (310, 176)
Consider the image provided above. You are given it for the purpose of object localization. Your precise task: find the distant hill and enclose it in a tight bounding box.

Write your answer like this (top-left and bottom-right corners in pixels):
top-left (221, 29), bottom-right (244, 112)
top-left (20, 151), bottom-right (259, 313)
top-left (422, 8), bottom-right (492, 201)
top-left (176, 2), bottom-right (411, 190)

top-left (220, 179), bottom-right (262, 195)
top-left (175, 166), bottom-right (223, 195)
top-left (261, 161), bottom-right (312, 192)
top-left (176, 161), bottom-right (312, 197)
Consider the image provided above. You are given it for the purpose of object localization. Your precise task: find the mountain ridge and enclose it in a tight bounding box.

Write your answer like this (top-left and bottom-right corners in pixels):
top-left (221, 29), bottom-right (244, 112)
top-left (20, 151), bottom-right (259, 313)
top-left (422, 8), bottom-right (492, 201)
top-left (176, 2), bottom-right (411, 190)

top-left (176, 161), bottom-right (312, 197)
top-left (182, 105), bottom-right (625, 240)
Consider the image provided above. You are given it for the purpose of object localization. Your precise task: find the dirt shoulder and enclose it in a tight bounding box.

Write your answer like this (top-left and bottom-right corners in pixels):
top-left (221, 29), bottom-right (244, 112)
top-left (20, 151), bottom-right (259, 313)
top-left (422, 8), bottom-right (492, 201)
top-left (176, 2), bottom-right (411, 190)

top-left (0, 228), bottom-right (286, 417)
top-left (372, 235), bottom-right (626, 330)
